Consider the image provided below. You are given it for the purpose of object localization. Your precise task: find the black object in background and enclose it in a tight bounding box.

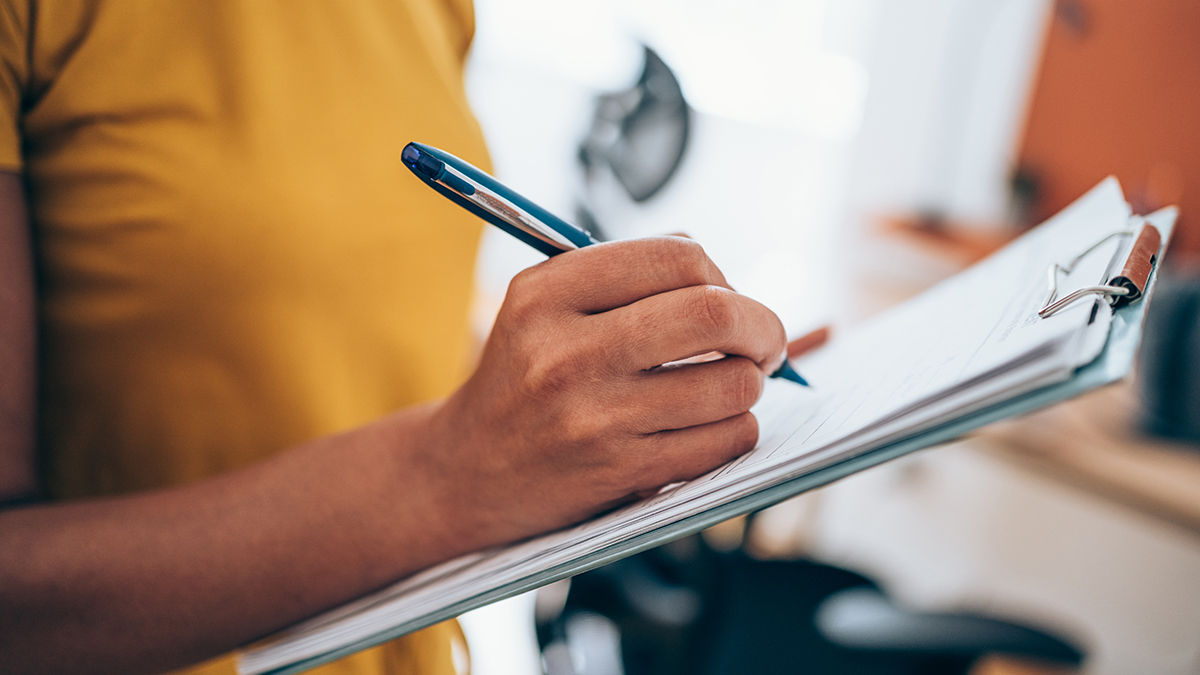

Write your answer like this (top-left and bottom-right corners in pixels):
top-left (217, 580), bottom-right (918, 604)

top-left (576, 46), bottom-right (691, 242)
top-left (536, 538), bottom-right (1084, 675)
top-left (1139, 275), bottom-right (1200, 444)
top-left (578, 45), bottom-right (690, 204)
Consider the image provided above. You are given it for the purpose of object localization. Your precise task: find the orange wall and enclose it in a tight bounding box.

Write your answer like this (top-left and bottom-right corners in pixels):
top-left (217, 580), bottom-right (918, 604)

top-left (1017, 0), bottom-right (1200, 258)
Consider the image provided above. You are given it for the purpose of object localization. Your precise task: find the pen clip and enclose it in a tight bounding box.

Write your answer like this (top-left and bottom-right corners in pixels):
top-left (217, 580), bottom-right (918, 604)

top-left (439, 165), bottom-right (578, 253)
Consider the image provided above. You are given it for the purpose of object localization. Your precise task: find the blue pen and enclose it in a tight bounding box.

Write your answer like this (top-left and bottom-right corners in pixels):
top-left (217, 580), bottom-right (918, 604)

top-left (401, 141), bottom-right (809, 386)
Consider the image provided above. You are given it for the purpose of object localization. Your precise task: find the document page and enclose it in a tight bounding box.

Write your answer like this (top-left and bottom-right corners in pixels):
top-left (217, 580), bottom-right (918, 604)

top-left (239, 178), bottom-right (1137, 675)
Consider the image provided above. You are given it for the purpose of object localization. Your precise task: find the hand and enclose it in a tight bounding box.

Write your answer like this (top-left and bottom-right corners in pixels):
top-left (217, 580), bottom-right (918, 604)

top-left (418, 237), bottom-right (790, 549)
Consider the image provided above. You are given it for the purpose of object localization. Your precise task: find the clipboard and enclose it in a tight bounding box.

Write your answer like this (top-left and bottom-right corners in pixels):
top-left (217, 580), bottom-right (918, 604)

top-left (241, 195), bottom-right (1176, 675)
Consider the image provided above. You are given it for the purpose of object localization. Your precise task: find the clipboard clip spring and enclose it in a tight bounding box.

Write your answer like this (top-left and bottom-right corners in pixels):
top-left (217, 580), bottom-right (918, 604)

top-left (1039, 223), bottom-right (1162, 319)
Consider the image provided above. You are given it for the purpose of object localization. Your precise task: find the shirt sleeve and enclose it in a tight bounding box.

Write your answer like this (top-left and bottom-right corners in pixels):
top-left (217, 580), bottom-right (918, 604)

top-left (0, 0), bottom-right (29, 171)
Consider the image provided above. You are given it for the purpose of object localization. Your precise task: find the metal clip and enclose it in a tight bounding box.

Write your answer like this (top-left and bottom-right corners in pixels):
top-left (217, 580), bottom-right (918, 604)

top-left (1038, 224), bottom-right (1162, 318)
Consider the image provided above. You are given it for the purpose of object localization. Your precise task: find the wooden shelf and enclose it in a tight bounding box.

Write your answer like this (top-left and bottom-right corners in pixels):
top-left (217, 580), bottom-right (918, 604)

top-left (977, 381), bottom-right (1200, 536)
top-left (875, 213), bottom-right (1018, 265)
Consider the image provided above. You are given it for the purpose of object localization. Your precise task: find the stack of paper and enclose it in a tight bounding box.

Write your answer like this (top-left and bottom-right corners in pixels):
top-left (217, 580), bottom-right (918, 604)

top-left (239, 178), bottom-right (1172, 675)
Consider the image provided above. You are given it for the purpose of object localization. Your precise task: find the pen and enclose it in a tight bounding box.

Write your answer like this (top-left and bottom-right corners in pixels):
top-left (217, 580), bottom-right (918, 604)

top-left (401, 141), bottom-right (809, 386)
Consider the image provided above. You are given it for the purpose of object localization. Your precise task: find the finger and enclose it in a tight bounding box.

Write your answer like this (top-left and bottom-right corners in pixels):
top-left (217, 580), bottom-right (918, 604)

top-left (599, 284), bottom-right (787, 373)
top-left (787, 326), bottom-right (831, 359)
top-left (513, 236), bottom-right (731, 315)
top-left (628, 412), bottom-right (759, 491)
top-left (619, 356), bottom-right (763, 434)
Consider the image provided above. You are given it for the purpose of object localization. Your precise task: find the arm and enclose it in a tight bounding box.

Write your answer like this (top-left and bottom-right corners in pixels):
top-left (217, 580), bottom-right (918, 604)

top-left (0, 176), bottom-right (788, 675)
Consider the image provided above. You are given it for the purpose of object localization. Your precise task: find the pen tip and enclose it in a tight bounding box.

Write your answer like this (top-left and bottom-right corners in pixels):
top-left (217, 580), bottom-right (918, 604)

top-left (772, 361), bottom-right (810, 387)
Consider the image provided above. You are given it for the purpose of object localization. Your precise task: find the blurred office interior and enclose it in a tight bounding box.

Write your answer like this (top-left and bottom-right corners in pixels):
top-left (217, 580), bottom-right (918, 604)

top-left (456, 1), bottom-right (1200, 674)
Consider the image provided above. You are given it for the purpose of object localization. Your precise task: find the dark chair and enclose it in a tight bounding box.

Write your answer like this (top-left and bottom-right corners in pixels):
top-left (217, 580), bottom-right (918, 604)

top-left (814, 587), bottom-right (1082, 675)
top-left (536, 539), bottom-right (1084, 675)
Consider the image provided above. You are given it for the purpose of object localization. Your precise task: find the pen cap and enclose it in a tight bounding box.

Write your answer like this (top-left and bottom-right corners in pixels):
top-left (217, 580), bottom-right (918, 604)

top-left (401, 144), bottom-right (443, 180)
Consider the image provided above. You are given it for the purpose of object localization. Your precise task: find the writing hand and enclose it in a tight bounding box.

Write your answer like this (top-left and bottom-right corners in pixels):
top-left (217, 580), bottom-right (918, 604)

top-left (419, 237), bottom-right (790, 549)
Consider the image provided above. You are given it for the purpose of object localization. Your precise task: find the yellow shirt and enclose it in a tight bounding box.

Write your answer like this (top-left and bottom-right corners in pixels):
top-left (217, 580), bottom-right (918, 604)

top-left (0, 1), bottom-right (488, 673)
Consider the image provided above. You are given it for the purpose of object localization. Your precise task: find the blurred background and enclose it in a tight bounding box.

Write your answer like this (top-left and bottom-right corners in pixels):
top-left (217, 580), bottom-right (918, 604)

top-left (454, 1), bottom-right (1200, 674)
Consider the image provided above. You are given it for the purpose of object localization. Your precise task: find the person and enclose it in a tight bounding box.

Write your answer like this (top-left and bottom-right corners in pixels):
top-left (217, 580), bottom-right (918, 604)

top-left (0, 2), bottom-right (814, 674)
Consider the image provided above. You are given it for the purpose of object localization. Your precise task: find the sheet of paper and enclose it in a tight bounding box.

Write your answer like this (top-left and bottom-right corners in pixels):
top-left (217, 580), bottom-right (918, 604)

top-left (239, 178), bottom-right (1135, 675)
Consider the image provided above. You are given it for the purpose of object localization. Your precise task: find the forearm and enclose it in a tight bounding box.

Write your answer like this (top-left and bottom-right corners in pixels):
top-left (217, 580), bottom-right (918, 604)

top-left (0, 401), bottom-right (475, 675)
top-left (0, 237), bottom-right (798, 675)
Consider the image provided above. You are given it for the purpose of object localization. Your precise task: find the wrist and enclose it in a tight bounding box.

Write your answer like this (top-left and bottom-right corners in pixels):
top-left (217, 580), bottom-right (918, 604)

top-left (375, 398), bottom-right (494, 567)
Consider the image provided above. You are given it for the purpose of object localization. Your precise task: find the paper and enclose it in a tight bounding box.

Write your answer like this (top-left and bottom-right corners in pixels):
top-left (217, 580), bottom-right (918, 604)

top-left (239, 178), bottom-right (1147, 675)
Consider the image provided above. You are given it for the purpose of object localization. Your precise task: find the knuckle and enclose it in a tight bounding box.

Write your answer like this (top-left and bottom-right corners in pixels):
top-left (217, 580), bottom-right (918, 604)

top-left (723, 360), bottom-right (763, 412)
top-left (731, 412), bottom-right (760, 453)
top-left (503, 266), bottom-right (550, 322)
top-left (688, 285), bottom-right (738, 338)
top-left (508, 264), bottom-right (542, 295)
top-left (519, 357), bottom-right (564, 397)
top-left (519, 366), bottom-right (611, 446)
top-left (559, 410), bottom-right (610, 449)
top-left (666, 237), bottom-right (711, 282)
top-left (634, 236), bottom-right (709, 285)
top-left (518, 345), bottom-right (588, 401)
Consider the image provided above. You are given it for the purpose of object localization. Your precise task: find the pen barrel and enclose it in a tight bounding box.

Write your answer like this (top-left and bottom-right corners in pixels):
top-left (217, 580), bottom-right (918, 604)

top-left (404, 142), bottom-right (598, 255)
